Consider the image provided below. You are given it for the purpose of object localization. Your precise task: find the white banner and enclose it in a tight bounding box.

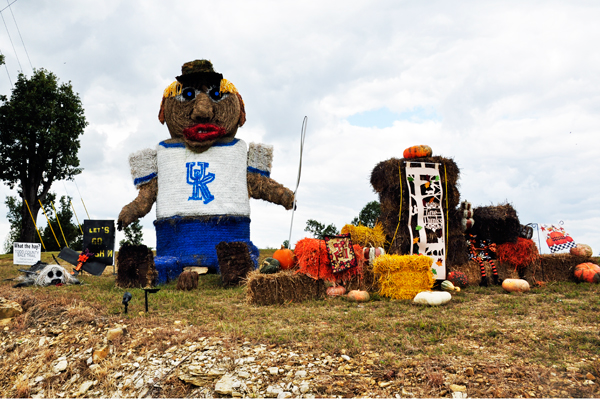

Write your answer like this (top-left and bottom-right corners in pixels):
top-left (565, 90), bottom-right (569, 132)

top-left (13, 242), bottom-right (42, 265)
top-left (405, 162), bottom-right (446, 279)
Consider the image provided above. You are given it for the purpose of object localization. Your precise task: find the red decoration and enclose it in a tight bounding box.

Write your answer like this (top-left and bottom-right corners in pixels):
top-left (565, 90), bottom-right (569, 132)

top-left (497, 237), bottom-right (540, 270)
top-left (294, 238), bottom-right (364, 283)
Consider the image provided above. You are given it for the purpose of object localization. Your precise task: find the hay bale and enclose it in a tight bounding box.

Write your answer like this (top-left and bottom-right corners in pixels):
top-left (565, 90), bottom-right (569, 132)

top-left (470, 203), bottom-right (520, 245)
top-left (533, 254), bottom-right (597, 283)
top-left (115, 244), bottom-right (157, 288)
top-left (216, 242), bottom-right (255, 287)
top-left (176, 271), bottom-right (198, 290)
top-left (372, 254), bottom-right (434, 300)
top-left (245, 270), bottom-right (326, 305)
top-left (450, 261), bottom-right (519, 286)
top-left (345, 262), bottom-right (380, 292)
top-left (370, 156), bottom-right (465, 267)
top-left (340, 223), bottom-right (386, 248)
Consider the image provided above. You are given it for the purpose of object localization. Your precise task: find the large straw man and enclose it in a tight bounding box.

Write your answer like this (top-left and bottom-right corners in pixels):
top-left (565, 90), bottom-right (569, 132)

top-left (118, 60), bottom-right (294, 282)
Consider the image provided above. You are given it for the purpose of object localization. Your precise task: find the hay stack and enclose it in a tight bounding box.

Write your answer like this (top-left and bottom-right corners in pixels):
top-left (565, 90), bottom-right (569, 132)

top-left (450, 261), bottom-right (519, 286)
top-left (216, 242), bottom-right (255, 287)
top-left (176, 271), bottom-right (198, 290)
top-left (372, 254), bottom-right (434, 300)
top-left (340, 223), bottom-right (386, 248)
top-left (371, 156), bottom-right (469, 267)
top-left (246, 270), bottom-right (326, 305)
top-left (470, 203), bottom-right (520, 244)
top-left (115, 244), bottom-right (157, 288)
top-left (533, 254), bottom-right (597, 282)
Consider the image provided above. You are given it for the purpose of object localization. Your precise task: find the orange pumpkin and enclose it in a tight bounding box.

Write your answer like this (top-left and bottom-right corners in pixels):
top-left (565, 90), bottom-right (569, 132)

top-left (273, 246), bottom-right (296, 270)
top-left (347, 290), bottom-right (370, 302)
top-left (326, 285), bottom-right (346, 296)
top-left (574, 262), bottom-right (600, 283)
top-left (501, 279), bottom-right (530, 293)
top-left (403, 145), bottom-right (432, 159)
top-left (570, 244), bottom-right (593, 257)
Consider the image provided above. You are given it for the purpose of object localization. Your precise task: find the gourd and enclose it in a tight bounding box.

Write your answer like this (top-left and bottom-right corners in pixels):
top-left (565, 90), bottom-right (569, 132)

top-left (347, 290), bottom-right (370, 302)
top-left (259, 258), bottom-right (280, 274)
top-left (501, 278), bottom-right (530, 293)
top-left (574, 262), bottom-right (600, 283)
top-left (570, 244), bottom-right (593, 257)
top-left (413, 291), bottom-right (451, 306)
top-left (403, 145), bottom-right (433, 159)
top-left (326, 285), bottom-right (347, 296)
top-left (273, 246), bottom-right (296, 270)
top-left (441, 280), bottom-right (458, 292)
top-left (447, 271), bottom-right (468, 288)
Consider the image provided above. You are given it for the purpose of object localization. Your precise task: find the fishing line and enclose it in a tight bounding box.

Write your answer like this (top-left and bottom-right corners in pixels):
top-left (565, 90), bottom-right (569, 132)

top-left (73, 178), bottom-right (90, 219)
top-left (287, 116), bottom-right (307, 249)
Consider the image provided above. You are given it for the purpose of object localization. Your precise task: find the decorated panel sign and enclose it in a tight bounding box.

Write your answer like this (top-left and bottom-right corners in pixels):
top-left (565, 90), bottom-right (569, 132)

top-left (82, 220), bottom-right (115, 265)
top-left (405, 161), bottom-right (446, 279)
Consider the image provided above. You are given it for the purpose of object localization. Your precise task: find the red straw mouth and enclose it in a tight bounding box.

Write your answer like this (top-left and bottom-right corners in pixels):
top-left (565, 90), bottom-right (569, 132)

top-left (182, 123), bottom-right (227, 142)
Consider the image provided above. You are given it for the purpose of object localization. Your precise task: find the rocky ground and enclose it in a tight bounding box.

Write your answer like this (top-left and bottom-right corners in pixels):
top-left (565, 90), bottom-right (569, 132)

top-left (1, 293), bottom-right (599, 399)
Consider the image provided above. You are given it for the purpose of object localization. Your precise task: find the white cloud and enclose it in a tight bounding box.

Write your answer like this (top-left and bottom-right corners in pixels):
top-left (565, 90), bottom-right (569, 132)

top-left (0, 0), bottom-right (599, 257)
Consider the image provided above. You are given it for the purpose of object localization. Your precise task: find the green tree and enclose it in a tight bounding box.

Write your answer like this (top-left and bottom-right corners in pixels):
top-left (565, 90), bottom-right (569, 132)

top-left (119, 220), bottom-right (144, 247)
top-left (0, 69), bottom-right (87, 243)
top-left (351, 201), bottom-right (381, 228)
top-left (304, 219), bottom-right (339, 240)
top-left (40, 196), bottom-right (83, 251)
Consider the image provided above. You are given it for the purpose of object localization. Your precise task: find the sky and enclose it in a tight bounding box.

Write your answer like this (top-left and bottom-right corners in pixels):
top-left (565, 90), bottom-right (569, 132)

top-left (0, 0), bottom-right (599, 256)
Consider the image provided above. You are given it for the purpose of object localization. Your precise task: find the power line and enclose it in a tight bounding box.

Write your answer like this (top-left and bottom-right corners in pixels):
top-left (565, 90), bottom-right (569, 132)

top-left (0, 0), bottom-right (18, 13)
top-left (6, 0), bottom-right (32, 70)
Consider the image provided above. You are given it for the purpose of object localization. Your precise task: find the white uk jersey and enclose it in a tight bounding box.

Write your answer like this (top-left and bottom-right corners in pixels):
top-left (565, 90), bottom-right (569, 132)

top-left (155, 139), bottom-right (250, 219)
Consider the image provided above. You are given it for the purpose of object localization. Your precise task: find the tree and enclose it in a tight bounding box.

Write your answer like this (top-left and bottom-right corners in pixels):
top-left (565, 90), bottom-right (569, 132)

top-left (351, 201), bottom-right (381, 228)
top-left (39, 196), bottom-right (83, 251)
top-left (119, 220), bottom-right (144, 247)
top-left (304, 219), bottom-right (339, 240)
top-left (3, 196), bottom-right (22, 253)
top-left (0, 69), bottom-right (87, 243)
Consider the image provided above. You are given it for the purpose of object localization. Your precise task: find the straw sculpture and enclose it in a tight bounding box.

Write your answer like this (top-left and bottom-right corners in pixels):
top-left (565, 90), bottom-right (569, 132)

top-left (117, 59), bottom-right (295, 280)
top-left (370, 156), bottom-right (469, 267)
top-left (176, 270), bottom-right (199, 291)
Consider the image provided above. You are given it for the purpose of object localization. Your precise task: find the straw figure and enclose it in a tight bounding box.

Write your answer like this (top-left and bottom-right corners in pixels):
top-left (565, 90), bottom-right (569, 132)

top-left (118, 60), bottom-right (294, 283)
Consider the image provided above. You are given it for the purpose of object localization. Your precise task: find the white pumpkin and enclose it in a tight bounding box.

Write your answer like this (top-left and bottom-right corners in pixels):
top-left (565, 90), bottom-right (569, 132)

top-left (413, 291), bottom-right (452, 306)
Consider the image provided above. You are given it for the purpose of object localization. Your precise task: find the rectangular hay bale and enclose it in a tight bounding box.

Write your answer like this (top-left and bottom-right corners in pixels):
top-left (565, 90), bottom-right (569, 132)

top-left (372, 254), bottom-right (434, 300)
top-left (245, 270), bottom-right (326, 306)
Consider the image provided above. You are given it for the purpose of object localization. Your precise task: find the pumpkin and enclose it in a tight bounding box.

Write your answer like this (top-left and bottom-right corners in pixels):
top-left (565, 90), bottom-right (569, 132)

top-left (347, 290), bottom-right (370, 302)
top-left (273, 246), bottom-right (295, 270)
top-left (441, 280), bottom-right (456, 292)
top-left (327, 285), bottom-right (347, 296)
top-left (448, 271), bottom-right (468, 288)
top-left (403, 145), bottom-right (433, 159)
top-left (570, 244), bottom-right (593, 257)
top-left (501, 279), bottom-right (530, 293)
top-left (574, 262), bottom-right (600, 283)
top-left (363, 247), bottom-right (385, 264)
top-left (260, 257), bottom-right (280, 274)
top-left (413, 291), bottom-right (451, 306)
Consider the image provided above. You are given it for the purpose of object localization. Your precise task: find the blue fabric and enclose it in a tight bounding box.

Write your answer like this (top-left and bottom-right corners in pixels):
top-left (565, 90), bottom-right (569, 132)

top-left (159, 141), bottom-right (185, 148)
top-left (134, 172), bottom-right (157, 186)
top-left (247, 166), bottom-right (271, 178)
top-left (159, 138), bottom-right (239, 149)
top-left (154, 256), bottom-right (181, 285)
top-left (154, 215), bottom-right (259, 278)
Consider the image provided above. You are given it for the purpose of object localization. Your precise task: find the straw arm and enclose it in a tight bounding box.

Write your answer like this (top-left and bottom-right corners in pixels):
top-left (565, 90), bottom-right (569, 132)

top-left (117, 179), bottom-right (158, 229)
top-left (247, 172), bottom-right (294, 210)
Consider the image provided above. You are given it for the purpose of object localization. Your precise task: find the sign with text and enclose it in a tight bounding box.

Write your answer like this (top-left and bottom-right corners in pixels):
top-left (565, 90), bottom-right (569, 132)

top-left (82, 220), bottom-right (115, 265)
top-left (13, 242), bottom-right (42, 265)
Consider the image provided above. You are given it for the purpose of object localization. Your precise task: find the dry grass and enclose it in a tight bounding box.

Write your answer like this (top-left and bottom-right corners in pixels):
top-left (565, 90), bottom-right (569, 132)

top-left (1, 252), bottom-right (600, 397)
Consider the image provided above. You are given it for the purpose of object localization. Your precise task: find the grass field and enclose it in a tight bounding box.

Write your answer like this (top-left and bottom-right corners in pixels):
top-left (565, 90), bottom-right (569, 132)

top-left (1, 251), bottom-right (599, 397)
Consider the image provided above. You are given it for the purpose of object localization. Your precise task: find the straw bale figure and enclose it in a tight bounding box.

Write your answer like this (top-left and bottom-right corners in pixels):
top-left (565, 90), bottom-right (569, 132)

top-left (117, 60), bottom-right (294, 283)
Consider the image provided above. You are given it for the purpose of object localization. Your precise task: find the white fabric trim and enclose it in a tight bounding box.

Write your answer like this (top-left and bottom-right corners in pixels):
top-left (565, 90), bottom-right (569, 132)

top-left (129, 148), bottom-right (158, 187)
top-left (247, 142), bottom-right (273, 175)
